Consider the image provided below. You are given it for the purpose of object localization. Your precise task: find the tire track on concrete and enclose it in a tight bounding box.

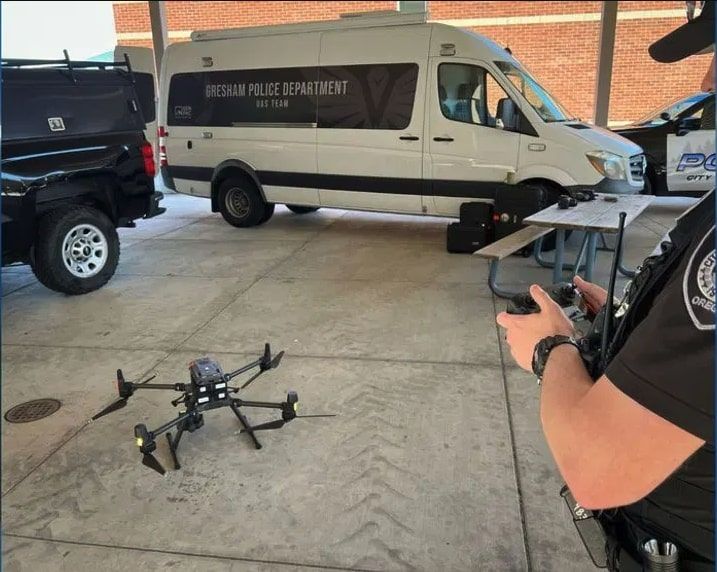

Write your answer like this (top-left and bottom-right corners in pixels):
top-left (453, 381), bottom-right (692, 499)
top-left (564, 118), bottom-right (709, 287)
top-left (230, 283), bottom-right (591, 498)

top-left (322, 370), bottom-right (447, 571)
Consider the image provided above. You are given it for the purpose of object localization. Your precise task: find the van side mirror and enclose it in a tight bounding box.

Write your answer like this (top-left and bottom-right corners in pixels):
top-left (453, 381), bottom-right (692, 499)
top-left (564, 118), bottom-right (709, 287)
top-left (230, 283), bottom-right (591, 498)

top-left (496, 98), bottom-right (516, 131)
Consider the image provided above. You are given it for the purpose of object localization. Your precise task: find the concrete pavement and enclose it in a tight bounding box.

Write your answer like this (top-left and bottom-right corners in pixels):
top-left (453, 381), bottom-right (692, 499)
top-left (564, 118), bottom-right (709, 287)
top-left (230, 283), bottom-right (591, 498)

top-left (1, 193), bottom-right (693, 571)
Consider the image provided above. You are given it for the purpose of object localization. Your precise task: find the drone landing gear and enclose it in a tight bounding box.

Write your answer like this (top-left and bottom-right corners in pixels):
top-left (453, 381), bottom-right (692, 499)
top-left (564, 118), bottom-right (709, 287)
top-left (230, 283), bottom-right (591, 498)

top-left (166, 429), bottom-right (183, 470)
top-left (230, 401), bottom-right (262, 450)
top-left (165, 413), bottom-right (204, 470)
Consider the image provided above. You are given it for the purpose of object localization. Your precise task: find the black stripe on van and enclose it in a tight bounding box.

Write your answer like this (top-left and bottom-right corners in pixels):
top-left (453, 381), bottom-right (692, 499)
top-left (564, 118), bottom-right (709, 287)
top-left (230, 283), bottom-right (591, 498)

top-left (167, 166), bottom-right (501, 200)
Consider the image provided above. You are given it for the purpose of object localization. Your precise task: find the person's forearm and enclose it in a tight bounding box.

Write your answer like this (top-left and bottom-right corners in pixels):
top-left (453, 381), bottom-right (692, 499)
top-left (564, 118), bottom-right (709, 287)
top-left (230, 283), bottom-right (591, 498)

top-left (539, 345), bottom-right (595, 485)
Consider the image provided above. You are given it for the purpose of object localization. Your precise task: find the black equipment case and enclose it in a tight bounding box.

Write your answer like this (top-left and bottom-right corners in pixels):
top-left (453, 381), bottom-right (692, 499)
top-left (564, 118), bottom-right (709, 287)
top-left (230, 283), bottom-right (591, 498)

top-left (446, 202), bottom-right (493, 253)
top-left (447, 223), bottom-right (492, 253)
top-left (493, 186), bottom-right (550, 241)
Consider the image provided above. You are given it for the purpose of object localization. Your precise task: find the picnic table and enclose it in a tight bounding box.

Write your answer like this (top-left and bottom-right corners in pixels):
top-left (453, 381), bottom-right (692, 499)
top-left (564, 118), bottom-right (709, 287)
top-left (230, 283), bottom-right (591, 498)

top-left (524, 193), bottom-right (654, 283)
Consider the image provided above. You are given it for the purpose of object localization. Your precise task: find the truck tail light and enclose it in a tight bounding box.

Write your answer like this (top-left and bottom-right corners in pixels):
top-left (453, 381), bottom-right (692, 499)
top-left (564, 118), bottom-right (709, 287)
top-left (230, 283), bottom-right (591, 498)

top-left (141, 140), bottom-right (156, 178)
top-left (158, 126), bottom-right (168, 167)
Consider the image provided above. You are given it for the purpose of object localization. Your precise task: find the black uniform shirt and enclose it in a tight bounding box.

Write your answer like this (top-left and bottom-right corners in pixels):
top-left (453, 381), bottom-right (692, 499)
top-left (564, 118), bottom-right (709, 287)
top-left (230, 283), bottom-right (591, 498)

top-left (606, 196), bottom-right (715, 561)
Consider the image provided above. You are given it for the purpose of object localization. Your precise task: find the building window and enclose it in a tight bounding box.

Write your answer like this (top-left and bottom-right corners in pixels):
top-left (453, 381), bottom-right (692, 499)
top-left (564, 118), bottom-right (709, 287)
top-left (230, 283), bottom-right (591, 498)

top-left (397, 1), bottom-right (427, 13)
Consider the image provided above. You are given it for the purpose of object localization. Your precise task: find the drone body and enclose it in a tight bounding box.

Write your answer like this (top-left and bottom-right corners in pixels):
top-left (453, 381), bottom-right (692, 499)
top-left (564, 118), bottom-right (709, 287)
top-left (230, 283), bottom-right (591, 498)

top-left (92, 344), bottom-right (328, 475)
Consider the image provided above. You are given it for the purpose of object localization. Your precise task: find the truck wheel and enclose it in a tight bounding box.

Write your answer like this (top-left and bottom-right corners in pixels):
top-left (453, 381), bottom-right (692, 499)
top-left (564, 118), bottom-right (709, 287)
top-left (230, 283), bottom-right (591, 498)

top-left (31, 205), bottom-right (119, 295)
top-left (218, 178), bottom-right (272, 227)
top-left (287, 205), bottom-right (319, 214)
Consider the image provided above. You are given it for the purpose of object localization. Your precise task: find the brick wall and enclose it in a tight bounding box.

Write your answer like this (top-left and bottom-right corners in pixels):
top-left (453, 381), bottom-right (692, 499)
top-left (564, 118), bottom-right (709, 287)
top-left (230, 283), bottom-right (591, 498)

top-left (113, 0), bottom-right (711, 123)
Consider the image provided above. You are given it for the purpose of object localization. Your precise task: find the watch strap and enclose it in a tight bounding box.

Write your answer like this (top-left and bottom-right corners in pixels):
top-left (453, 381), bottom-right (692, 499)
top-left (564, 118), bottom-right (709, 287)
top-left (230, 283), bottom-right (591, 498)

top-left (532, 335), bottom-right (581, 383)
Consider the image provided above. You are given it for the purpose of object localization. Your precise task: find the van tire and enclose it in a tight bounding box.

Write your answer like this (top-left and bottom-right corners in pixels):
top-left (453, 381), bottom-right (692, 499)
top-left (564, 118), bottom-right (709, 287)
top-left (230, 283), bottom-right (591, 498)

top-left (31, 205), bottom-right (119, 295)
top-left (287, 205), bottom-right (319, 214)
top-left (218, 178), bottom-right (271, 227)
top-left (259, 203), bottom-right (276, 224)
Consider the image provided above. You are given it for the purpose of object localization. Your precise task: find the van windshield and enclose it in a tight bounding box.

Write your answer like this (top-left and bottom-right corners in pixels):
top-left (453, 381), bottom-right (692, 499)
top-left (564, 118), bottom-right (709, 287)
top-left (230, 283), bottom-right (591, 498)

top-left (495, 61), bottom-right (574, 122)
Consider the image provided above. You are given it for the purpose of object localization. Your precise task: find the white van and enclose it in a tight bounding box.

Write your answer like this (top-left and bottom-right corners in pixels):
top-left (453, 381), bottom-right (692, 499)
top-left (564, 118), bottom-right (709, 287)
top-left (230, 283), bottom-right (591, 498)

top-left (158, 11), bottom-right (645, 228)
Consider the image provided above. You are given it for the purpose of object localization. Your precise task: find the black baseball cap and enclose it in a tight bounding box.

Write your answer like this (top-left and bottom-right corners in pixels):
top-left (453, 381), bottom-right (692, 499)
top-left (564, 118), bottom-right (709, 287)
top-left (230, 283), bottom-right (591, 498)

top-left (649, 1), bottom-right (715, 63)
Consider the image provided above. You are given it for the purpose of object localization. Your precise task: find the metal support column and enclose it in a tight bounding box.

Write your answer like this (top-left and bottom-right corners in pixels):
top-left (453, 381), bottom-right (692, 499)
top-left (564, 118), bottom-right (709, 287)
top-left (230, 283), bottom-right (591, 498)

top-left (148, 1), bottom-right (168, 77)
top-left (593, 1), bottom-right (618, 127)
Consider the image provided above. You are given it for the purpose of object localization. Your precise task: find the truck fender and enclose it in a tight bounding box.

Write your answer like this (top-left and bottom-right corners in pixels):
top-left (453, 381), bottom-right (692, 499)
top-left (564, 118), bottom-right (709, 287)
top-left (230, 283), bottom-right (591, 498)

top-left (210, 159), bottom-right (266, 212)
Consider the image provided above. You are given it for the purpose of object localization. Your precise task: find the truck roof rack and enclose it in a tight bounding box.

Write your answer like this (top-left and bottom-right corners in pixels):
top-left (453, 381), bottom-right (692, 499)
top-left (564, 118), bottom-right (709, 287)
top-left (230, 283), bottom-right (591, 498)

top-left (191, 10), bottom-right (428, 42)
top-left (2, 50), bottom-right (135, 84)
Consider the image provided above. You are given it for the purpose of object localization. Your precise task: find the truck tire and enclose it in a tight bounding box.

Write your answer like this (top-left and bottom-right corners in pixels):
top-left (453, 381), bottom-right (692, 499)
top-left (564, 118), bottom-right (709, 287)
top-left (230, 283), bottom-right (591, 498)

top-left (217, 177), bottom-right (272, 227)
top-left (31, 205), bottom-right (119, 295)
top-left (286, 205), bottom-right (319, 214)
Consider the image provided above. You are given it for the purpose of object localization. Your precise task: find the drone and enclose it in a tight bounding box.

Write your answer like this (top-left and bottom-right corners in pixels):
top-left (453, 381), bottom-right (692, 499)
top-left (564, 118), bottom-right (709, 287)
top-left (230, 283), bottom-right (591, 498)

top-left (91, 344), bottom-right (333, 475)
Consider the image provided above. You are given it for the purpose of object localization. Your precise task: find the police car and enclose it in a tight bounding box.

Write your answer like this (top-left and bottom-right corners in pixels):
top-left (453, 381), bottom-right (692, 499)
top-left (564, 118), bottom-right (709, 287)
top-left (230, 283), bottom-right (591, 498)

top-left (613, 92), bottom-right (715, 197)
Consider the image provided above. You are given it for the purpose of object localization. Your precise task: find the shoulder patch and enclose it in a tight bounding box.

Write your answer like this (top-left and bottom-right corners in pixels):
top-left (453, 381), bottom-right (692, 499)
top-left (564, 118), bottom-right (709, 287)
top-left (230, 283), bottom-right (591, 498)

top-left (683, 226), bottom-right (716, 331)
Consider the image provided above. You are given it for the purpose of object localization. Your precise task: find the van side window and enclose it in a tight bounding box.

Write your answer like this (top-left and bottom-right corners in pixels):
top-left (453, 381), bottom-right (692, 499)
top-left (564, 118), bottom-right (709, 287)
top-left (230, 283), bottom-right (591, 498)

top-left (167, 63), bottom-right (418, 130)
top-left (318, 63), bottom-right (419, 130)
top-left (438, 63), bottom-right (514, 129)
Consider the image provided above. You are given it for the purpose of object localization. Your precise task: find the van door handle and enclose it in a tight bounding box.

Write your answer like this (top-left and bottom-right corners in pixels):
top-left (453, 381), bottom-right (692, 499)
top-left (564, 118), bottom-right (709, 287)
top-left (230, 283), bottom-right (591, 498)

top-left (433, 136), bottom-right (454, 142)
top-left (399, 135), bottom-right (419, 141)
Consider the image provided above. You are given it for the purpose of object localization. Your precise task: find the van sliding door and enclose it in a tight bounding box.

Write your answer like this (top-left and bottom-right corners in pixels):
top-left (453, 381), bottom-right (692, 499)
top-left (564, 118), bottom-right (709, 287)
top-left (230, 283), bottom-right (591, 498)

top-left (317, 26), bottom-right (429, 214)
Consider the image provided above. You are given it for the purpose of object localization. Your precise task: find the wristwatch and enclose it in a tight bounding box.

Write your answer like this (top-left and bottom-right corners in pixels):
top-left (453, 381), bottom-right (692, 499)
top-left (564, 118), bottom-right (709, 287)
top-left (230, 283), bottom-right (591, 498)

top-left (532, 335), bottom-right (581, 383)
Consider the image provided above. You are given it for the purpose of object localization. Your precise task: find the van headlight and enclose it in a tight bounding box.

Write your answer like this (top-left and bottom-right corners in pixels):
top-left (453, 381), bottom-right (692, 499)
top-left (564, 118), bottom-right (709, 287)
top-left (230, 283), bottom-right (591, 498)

top-left (586, 151), bottom-right (626, 180)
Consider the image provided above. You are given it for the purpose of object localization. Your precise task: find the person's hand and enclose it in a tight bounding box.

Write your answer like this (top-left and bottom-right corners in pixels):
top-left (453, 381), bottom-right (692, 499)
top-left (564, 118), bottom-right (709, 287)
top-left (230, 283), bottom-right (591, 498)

top-left (496, 284), bottom-right (577, 372)
top-left (573, 276), bottom-right (608, 315)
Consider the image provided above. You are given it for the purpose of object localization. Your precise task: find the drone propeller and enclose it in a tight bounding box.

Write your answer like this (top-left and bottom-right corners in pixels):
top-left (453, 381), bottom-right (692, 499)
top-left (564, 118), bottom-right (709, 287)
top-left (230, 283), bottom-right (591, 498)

top-left (237, 350), bottom-right (285, 392)
top-left (91, 398), bottom-right (128, 420)
top-left (242, 419), bottom-right (287, 432)
top-left (91, 371), bottom-right (157, 421)
top-left (141, 453), bottom-right (166, 476)
top-left (268, 350), bottom-right (284, 370)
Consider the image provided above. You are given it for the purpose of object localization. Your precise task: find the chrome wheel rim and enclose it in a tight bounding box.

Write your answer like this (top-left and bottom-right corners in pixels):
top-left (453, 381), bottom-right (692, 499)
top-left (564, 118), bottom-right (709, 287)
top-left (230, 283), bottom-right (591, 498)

top-left (62, 223), bottom-right (108, 278)
top-left (225, 188), bottom-right (250, 219)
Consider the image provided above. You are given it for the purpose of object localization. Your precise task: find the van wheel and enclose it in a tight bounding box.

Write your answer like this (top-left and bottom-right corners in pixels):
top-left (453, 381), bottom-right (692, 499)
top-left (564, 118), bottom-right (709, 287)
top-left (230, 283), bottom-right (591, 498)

top-left (287, 205), bottom-right (319, 214)
top-left (259, 203), bottom-right (276, 223)
top-left (31, 205), bottom-right (119, 295)
top-left (218, 178), bottom-right (271, 227)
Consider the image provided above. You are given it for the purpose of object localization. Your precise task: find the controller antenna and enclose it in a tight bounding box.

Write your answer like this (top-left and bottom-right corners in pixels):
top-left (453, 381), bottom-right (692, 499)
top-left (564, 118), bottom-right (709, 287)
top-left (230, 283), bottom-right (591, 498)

top-left (600, 211), bottom-right (626, 368)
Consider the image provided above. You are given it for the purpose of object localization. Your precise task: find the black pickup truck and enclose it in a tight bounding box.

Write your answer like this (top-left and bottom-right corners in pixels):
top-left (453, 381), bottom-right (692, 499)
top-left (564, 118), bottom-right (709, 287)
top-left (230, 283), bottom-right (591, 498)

top-left (1, 54), bottom-right (165, 294)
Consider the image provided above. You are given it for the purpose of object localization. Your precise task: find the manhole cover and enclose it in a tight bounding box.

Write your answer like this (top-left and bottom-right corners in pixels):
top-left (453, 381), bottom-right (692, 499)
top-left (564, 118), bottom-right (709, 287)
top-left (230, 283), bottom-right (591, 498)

top-left (4, 399), bottom-right (61, 423)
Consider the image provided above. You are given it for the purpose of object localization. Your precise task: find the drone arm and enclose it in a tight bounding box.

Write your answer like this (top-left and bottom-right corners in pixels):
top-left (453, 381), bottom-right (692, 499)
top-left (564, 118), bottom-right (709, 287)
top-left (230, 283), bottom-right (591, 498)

top-left (225, 344), bottom-right (283, 382)
top-left (234, 399), bottom-right (284, 410)
top-left (148, 410), bottom-right (196, 437)
top-left (224, 358), bottom-right (263, 381)
top-left (132, 383), bottom-right (186, 391)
